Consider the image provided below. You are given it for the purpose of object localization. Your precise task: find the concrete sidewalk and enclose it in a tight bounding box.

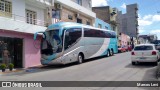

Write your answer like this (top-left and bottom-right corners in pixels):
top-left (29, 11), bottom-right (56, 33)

top-left (0, 68), bottom-right (25, 76)
top-left (0, 65), bottom-right (44, 76)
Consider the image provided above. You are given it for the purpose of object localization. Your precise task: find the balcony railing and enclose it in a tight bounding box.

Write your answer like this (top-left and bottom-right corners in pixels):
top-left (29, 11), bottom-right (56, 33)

top-left (135, 7), bottom-right (138, 11)
top-left (0, 11), bottom-right (12, 18)
top-left (27, 0), bottom-right (52, 6)
top-left (0, 12), bottom-right (48, 27)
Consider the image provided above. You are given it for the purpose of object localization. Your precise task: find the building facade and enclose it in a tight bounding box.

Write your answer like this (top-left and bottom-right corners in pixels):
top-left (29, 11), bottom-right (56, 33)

top-left (0, 0), bottom-right (52, 68)
top-left (117, 3), bottom-right (139, 38)
top-left (92, 6), bottom-right (110, 25)
top-left (92, 6), bottom-right (119, 48)
top-left (53, 0), bottom-right (96, 26)
top-left (92, 6), bottom-right (118, 35)
top-left (118, 33), bottom-right (130, 47)
top-left (95, 18), bottom-right (112, 30)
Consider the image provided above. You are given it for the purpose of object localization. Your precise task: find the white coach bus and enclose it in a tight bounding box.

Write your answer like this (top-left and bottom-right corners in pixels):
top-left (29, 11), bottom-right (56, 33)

top-left (34, 22), bottom-right (118, 65)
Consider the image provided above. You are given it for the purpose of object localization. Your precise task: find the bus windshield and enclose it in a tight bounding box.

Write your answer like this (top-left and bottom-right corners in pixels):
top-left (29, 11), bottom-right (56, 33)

top-left (41, 29), bottom-right (62, 55)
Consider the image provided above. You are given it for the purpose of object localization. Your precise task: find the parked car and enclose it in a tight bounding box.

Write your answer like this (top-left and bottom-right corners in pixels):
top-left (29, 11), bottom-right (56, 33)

top-left (128, 45), bottom-right (132, 51)
top-left (155, 44), bottom-right (160, 51)
top-left (118, 46), bottom-right (126, 53)
top-left (131, 44), bottom-right (160, 65)
top-left (124, 46), bottom-right (129, 52)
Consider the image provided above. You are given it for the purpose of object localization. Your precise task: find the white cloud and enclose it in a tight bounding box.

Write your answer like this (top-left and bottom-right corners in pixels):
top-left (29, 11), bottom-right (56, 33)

top-left (141, 14), bottom-right (160, 22)
top-left (138, 27), bottom-right (146, 34)
top-left (152, 15), bottom-right (160, 22)
top-left (138, 14), bottom-right (160, 39)
top-left (139, 29), bottom-right (145, 33)
top-left (150, 30), bottom-right (160, 34)
top-left (138, 19), bottom-right (152, 26)
top-left (120, 3), bottom-right (126, 9)
top-left (138, 14), bottom-right (160, 27)
top-left (143, 15), bottom-right (152, 20)
top-left (92, 0), bottom-right (108, 7)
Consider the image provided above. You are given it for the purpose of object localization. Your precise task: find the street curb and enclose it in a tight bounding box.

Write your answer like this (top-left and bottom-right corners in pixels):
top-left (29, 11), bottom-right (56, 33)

top-left (156, 64), bottom-right (160, 79)
top-left (0, 69), bottom-right (25, 76)
top-left (0, 65), bottom-right (44, 76)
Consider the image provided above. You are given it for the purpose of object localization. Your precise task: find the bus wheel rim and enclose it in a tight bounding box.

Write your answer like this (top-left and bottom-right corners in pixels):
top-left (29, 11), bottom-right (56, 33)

top-left (79, 55), bottom-right (82, 63)
top-left (111, 51), bottom-right (112, 55)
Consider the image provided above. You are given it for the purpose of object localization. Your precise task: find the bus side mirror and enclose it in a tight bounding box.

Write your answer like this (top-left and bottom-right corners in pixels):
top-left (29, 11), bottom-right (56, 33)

top-left (34, 32), bottom-right (38, 40)
top-left (34, 31), bottom-right (44, 40)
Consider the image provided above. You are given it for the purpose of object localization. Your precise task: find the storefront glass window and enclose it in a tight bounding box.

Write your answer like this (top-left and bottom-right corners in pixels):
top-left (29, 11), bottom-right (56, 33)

top-left (0, 37), bottom-right (23, 68)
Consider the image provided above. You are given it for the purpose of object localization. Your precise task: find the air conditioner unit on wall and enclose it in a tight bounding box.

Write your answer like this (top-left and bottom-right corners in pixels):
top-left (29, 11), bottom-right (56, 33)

top-left (110, 8), bottom-right (117, 16)
top-left (75, 13), bottom-right (80, 18)
top-left (112, 8), bottom-right (117, 12)
top-left (56, 3), bottom-right (62, 10)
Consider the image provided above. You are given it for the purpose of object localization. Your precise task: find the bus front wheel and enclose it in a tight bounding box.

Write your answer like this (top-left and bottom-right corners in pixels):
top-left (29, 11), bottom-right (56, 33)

top-left (77, 54), bottom-right (83, 64)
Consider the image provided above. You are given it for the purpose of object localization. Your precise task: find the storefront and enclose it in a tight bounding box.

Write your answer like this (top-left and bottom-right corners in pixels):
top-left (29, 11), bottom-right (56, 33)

top-left (0, 37), bottom-right (23, 68)
top-left (0, 30), bottom-right (41, 68)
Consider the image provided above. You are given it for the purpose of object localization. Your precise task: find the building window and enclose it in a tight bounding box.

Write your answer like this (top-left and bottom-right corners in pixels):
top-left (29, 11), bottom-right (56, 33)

top-left (88, 0), bottom-right (91, 8)
top-left (86, 21), bottom-right (90, 25)
top-left (77, 18), bottom-right (82, 23)
top-left (77, 0), bottom-right (82, 6)
top-left (0, 0), bottom-right (11, 12)
top-left (68, 15), bottom-right (73, 20)
top-left (105, 26), bottom-right (108, 30)
top-left (98, 24), bottom-right (102, 28)
top-left (0, 0), bottom-right (12, 17)
top-left (26, 9), bottom-right (37, 25)
top-left (112, 26), bottom-right (115, 31)
top-left (52, 9), bottom-right (60, 19)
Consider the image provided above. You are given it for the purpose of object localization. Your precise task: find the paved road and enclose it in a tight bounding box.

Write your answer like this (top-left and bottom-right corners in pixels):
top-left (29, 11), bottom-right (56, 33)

top-left (0, 52), bottom-right (159, 90)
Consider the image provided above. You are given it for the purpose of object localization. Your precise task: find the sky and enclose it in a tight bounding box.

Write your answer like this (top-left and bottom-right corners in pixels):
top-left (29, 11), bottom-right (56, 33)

top-left (92, 0), bottom-right (160, 39)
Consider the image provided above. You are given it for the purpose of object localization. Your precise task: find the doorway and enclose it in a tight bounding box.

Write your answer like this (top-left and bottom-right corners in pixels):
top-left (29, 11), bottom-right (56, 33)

top-left (0, 37), bottom-right (23, 68)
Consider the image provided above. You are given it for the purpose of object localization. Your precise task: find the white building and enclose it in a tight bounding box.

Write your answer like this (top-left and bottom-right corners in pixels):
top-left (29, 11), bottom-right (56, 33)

top-left (117, 4), bottom-right (139, 38)
top-left (0, 0), bottom-right (53, 68)
top-left (53, 0), bottom-right (96, 26)
top-left (138, 34), bottom-right (158, 44)
top-left (0, 0), bottom-right (96, 68)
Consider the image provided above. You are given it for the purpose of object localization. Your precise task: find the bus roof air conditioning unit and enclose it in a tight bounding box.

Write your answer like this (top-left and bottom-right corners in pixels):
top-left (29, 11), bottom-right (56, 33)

top-left (56, 3), bottom-right (62, 10)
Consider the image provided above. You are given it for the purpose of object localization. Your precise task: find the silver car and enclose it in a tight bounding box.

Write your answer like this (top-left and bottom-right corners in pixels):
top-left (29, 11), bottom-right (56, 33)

top-left (131, 44), bottom-right (160, 65)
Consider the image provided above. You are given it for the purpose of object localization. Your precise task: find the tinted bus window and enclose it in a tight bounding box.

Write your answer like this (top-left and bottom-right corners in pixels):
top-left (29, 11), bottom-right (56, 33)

top-left (64, 28), bottom-right (82, 50)
top-left (84, 28), bottom-right (116, 38)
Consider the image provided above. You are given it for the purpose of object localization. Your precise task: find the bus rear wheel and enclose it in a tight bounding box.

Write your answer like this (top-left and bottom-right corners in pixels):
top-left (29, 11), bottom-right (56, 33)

top-left (110, 49), bottom-right (114, 56)
top-left (77, 54), bottom-right (83, 64)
